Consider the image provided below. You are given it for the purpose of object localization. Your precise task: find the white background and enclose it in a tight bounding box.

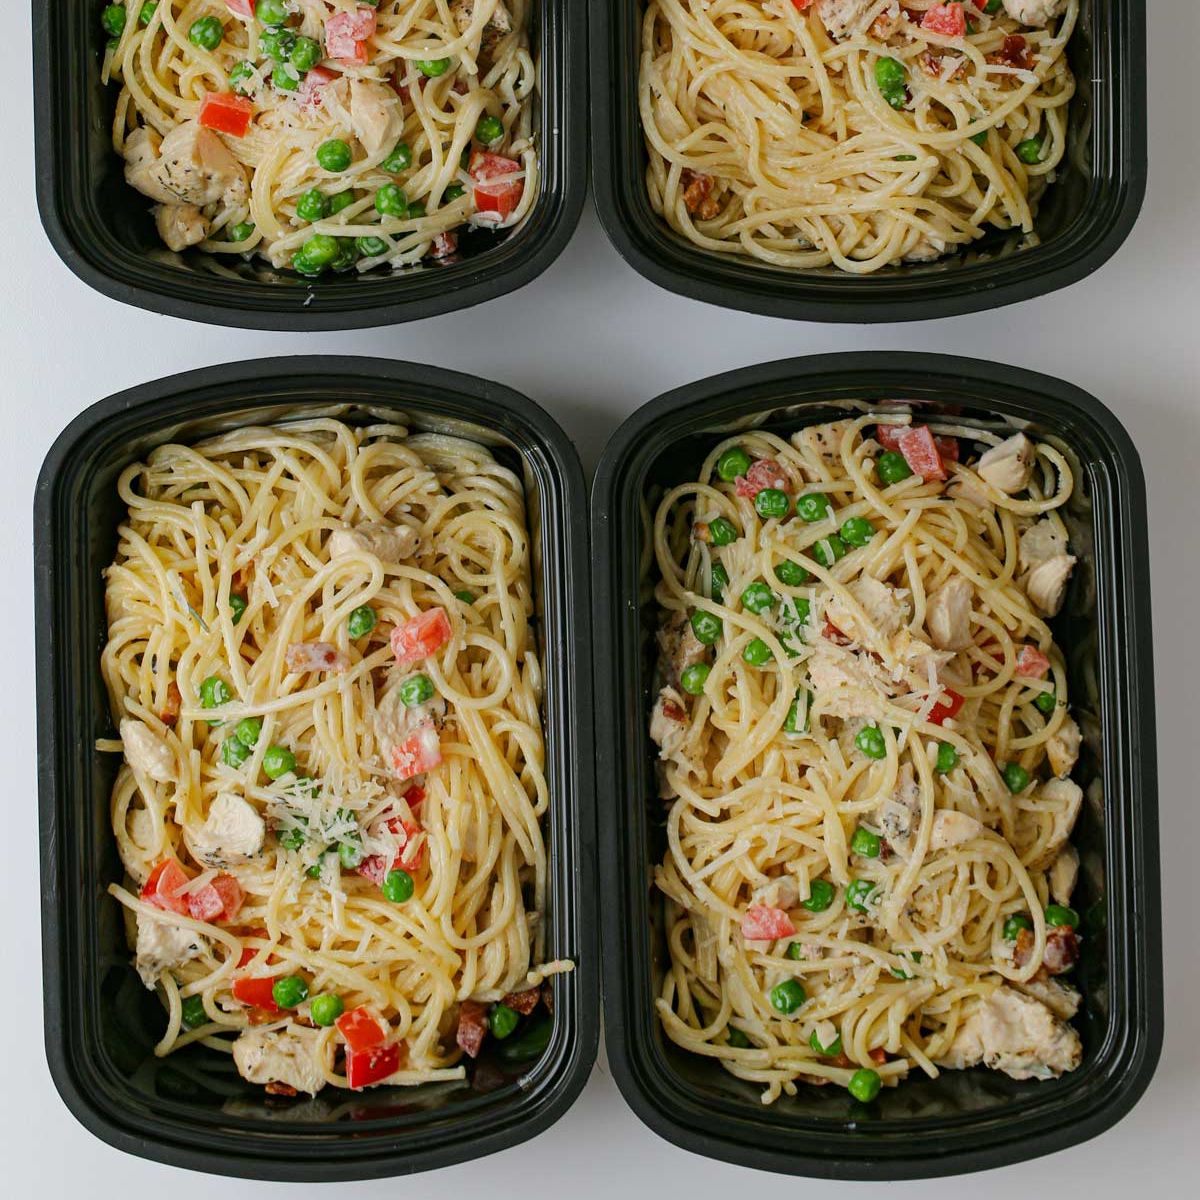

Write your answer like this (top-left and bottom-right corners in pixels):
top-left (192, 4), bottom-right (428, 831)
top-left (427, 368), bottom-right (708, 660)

top-left (5, 3), bottom-right (1197, 1195)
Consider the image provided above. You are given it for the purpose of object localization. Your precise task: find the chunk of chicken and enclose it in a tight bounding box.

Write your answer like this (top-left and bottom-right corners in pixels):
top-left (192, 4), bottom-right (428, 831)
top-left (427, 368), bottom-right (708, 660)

top-left (349, 79), bottom-right (403, 157)
top-left (650, 687), bottom-right (689, 758)
top-left (327, 521), bottom-right (420, 564)
top-left (375, 681), bottom-right (447, 765)
top-left (824, 576), bottom-right (910, 643)
top-left (135, 912), bottom-right (205, 988)
top-left (903, 233), bottom-right (947, 263)
top-left (1047, 713), bottom-right (1081, 778)
top-left (925, 575), bottom-right (973, 650)
top-left (875, 762), bottom-right (921, 858)
top-left (190, 794), bottom-right (266, 868)
top-left (936, 986), bottom-right (1081, 1080)
top-left (1048, 844), bottom-right (1079, 905)
top-left (816, 0), bottom-right (876, 40)
top-left (751, 875), bottom-right (799, 911)
top-left (1017, 975), bottom-right (1081, 1021)
top-left (1023, 554), bottom-right (1076, 617)
top-left (806, 644), bottom-right (890, 722)
top-left (154, 203), bottom-right (209, 251)
top-left (977, 433), bottom-right (1035, 494)
top-left (121, 718), bottom-right (176, 783)
top-left (1018, 519), bottom-right (1068, 572)
top-left (124, 120), bottom-right (248, 208)
top-left (285, 642), bottom-right (349, 675)
top-left (1002, 0), bottom-right (1067, 25)
top-left (450, 0), bottom-right (514, 58)
top-left (1020, 777), bottom-right (1083, 870)
top-left (233, 1027), bottom-right (328, 1096)
top-left (929, 809), bottom-right (983, 851)
top-left (657, 608), bottom-right (708, 688)
top-left (794, 419), bottom-right (855, 464)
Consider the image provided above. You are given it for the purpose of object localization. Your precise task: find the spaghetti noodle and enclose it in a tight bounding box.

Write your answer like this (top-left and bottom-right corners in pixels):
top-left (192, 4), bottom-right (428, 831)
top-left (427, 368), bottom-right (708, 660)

top-left (103, 417), bottom-right (555, 1094)
top-left (640, 0), bottom-right (1077, 271)
top-left (649, 415), bottom-right (1085, 1102)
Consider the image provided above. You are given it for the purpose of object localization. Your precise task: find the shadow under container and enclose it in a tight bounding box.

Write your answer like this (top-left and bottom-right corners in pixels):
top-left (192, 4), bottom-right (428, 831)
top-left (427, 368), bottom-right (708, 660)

top-left (591, 351), bottom-right (1161, 1177)
top-left (590, 0), bottom-right (1146, 321)
top-left (35, 356), bottom-right (598, 1179)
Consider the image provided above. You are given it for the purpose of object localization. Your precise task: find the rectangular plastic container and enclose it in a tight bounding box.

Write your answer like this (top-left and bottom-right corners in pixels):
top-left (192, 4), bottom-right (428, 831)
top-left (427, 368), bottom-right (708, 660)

top-left (33, 6), bottom-right (587, 330)
top-left (590, 2), bottom-right (1146, 322)
top-left (591, 352), bottom-right (1162, 1178)
top-left (35, 356), bottom-right (598, 1180)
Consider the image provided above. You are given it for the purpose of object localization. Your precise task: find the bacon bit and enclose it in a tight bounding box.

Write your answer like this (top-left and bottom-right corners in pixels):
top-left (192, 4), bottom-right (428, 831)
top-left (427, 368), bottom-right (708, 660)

top-left (159, 681), bottom-right (182, 726)
top-left (920, 50), bottom-right (966, 80)
top-left (681, 169), bottom-right (720, 220)
top-left (299, 65), bottom-right (338, 112)
top-left (456, 1000), bottom-right (489, 1059)
top-left (1043, 926), bottom-right (1081, 975)
top-left (741, 905), bottom-right (796, 941)
top-left (921, 3), bottom-right (967, 38)
top-left (540, 983), bottom-right (554, 1014)
top-left (830, 1051), bottom-right (852, 1069)
top-left (502, 986), bottom-right (542, 1016)
top-left (989, 35), bottom-right (1032, 69)
top-left (326, 8), bottom-right (377, 63)
top-left (937, 435), bottom-right (960, 462)
top-left (870, 11), bottom-right (900, 38)
top-left (1015, 645), bottom-right (1051, 679)
top-left (430, 231), bottom-right (458, 259)
top-left (823, 621), bottom-right (852, 646)
top-left (928, 687), bottom-right (965, 725)
top-left (285, 641), bottom-right (348, 674)
top-left (358, 812), bottom-right (427, 885)
top-left (265, 1081), bottom-right (299, 1097)
top-left (662, 698), bottom-right (688, 722)
top-left (1013, 926), bottom-right (1036, 969)
top-left (734, 458), bottom-right (790, 499)
top-left (868, 1046), bottom-right (889, 1066)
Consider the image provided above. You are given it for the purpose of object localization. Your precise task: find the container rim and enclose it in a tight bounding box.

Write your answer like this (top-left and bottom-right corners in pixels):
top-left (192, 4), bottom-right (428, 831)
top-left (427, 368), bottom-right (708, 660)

top-left (35, 356), bottom-right (599, 1179)
top-left (591, 351), bottom-right (1163, 1178)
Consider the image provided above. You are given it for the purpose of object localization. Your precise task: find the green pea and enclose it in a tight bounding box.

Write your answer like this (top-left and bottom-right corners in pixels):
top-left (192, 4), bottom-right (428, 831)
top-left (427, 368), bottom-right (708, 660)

top-left (796, 492), bottom-right (832, 523)
top-left (278, 821), bottom-right (306, 851)
top-left (399, 674), bottom-right (435, 707)
top-left (229, 61), bottom-right (256, 94)
top-left (180, 993), bottom-right (207, 1029)
top-left (716, 447), bottom-right (752, 481)
top-left (444, 183), bottom-right (466, 201)
top-left (476, 115), bottom-right (505, 145)
top-left (893, 154), bottom-right (916, 162)
top-left (383, 868), bottom-right (414, 903)
top-left (812, 535), bottom-right (847, 568)
top-left (416, 58), bottom-right (452, 77)
top-left (347, 605), bottom-right (376, 639)
top-left (317, 139), bottom-right (353, 172)
top-left (262, 744), bottom-right (296, 779)
top-left (848, 1067), bottom-right (882, 1102)
top-left (875, 57), bottom-right (907, 109)
top-left (200, 675), bottom-right (231, 710)
top-left (754, 488), bottom-right (790, 520)
top-left (970, 130), bottom-right (989, 146)
top-left (273, 62), bottom-right (301, 91)
top-left (454, 590), bottom-right (476, 604)
top-left (680, 663), bottom-right (710, 696)
top-left (784, 689), bottom-right (811, 736)
top-left (256, 0), bottom-right (288, 25)
top-left (840, 516), bottom-right (875, 547)
top-left (846, 879), bottom-right (878, 913)
top-left (710, 563), bottom-right (729, 603)
top-left (1016, 135), bottom-right (1044, 164)
top-left (221, 736), bottom-right (250, 768)
top-left (774, 560), bottom-right (809, 587)
top-left (802, 879), bottom-right (835, 912)
top-left (272, 975), bottom-right (309, 1009)
top-left (139, 2), bottom-right (158, 27)
top-left (259, 29), bottom-right (295, 63)
top-left (355, 235), bottom-right (389, 257)
top-left (855, 724), bottom-right (887, 760)
top-left (810, 1029), bottom-right (842, 1057)
top-left (331, 239), bottom-right (358, 270)
top-left (708, 517), bottom-right (738, 546)
top-left (296, 188), bottom-right (330, 222)
top-left (290, 36), bottom-right (322, 73)
top-left (495, 1013), bottom-right (552, 1063)
top-left (1002, 762), bottom-right (1031, 793)
top-left (375, 183), bottom-right (408, 217)
top-left (769, 979), bottom-right (806, 1015)
top-left (985, 0), bottom-right (1001, 11)
top-left (691, 611), bottom-right (722, 646)
top-left (382, 142), bottom-right (413, 173)
top-left (877, 451), bottom-right (913, 485)
top-left (786, 942), bottom-right (804, 961)
top-left (188, 16), bottom-right (224, 52)
top-left (935, 741), bottom-right (959, 773)
top-left (891, 950), bottom-right (923, 980)
top-left (300, 233), bottom-right (339, 267)
top-left (1003, 913), bottom-right (1032, 942)
top-left (1045, 904), bottom-right (1080, 930)
top-left (743, 638), bottom-right (773, 667)
top-left (309, 993), bottom-right (344, 1027)
top-left (406, 201), bottom-right (426, 219)
top-left (101, 5), bottom-right (127, 38)
top-left (740, 581), bottom-right (776, 614)
top-left (851, 827), bottom-right (881, 858)
top-left (306, 854), bottom-right (330, 879)
top-left (727, 1027), bottom-right (751, 1049)
top-left (489, 1003), bottom-right (520, 1039)
top-left (1034, 688), bottom-right (1057, 714)
top-left (224, 593), bottom-right (247, 626)
top-left (328, 190), bottom-right (356, 216)
top-left (338, 838), bottom-right (364, 869)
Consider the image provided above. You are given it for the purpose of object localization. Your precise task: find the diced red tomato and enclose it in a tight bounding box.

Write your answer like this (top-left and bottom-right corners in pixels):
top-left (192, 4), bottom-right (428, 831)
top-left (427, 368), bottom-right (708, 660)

top-left (791, 0), bottom-right (814, 8)
top-left (346, 1041), bottom-right (403, 1089)
top-left (336, 1005), bottom-right (388, 1053)
top-left (140, 860), bottom-right (192, 916)
top-left (741, 905), bottom-right (796, 941)
top-left (232, 975), bottom-right (280, 1012)
top-left (225, 0), bottom-right (255, 18)
top-left (1016, 645), bottom-right (1051, 679)
top-left (456, 1000), bottom-right (489, 1058)
top-left (199, 92), bottom-right (254, 138)
top-left (734, 458), bottom-right (789, 499)
top-left (389, 723), bottom-right (442, 782)
top-left (390, 607), bottom-right (452, 668)
top-left (326, 8), bottom-right (377, 63)
top-left (187, 883), bottom-right (225, 923)
top-left (876, 424), bottom-right (956, 476)
top-left (928, 687), bottom-right (965, 725)
top-left (214, 874), bottom-right (246, 919)
top-left (922, 3), bottom-right (967, 37)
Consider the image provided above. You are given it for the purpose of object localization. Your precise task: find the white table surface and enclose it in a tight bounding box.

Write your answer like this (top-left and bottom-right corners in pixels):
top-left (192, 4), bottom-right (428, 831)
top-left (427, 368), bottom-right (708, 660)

top-left (5, 4), bottom-right (1197, 1194)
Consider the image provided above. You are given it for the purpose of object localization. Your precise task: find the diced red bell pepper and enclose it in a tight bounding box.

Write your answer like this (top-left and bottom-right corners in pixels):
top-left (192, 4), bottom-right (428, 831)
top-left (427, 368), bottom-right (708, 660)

top-left (358, 813), bottom-right (427, 885)
top-left (199, 92), bottom-right (254, 138)
top-left (734, 458), bottom-right (789, 499)
top-left (389, 723), bottom-right (442, 782)
top-left (336, 1005), bottom-right (388, 1052)
top-left (922, 3), bottom-right (967, 37)
top-left (469, 150), bottom-right (524, 222)
top-left (232, 975), bottom-right (280, 1012)
top-left (326, 8), bottom-right (377, 63)
top-left (895, 426), bottom-right (948, 482)
top-left (1015, 645), bottom-right (1051, 679)
top-left (346, 1041), bottom-right (402, 1089)
top-left (741, 905), bottom-right (796, 941)
top-left (928, 687), bottom-right (965, 725)
top-left (456, 1000), bottom-right (489, 1058)
top-left (188, 873), bottom-right (245, 923)
top-left (430, 231), bottom-right (458, 260)
top-left (141, 860), bottom-right (192, 916)
top-left (876, 423), bottom-right (958, 462)
top-left (823, 621), bottom-right (852, 646)
top-left (390, 607), bottom-right (452, 667)
top-left (299, 65), bottom-right (338, 111)
top-left (225, 0), bottom-right (255, 18)
top-left (791, 0), bottom-right (814, 8)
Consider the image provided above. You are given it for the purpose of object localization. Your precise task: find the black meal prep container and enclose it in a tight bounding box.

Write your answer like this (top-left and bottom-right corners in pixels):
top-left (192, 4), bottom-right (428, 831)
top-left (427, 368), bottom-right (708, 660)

top-left (33, 5), bottom-right (587, 330)
top-left (590, 1), bottom-right (1146, 322)
top-left (34, 356), bottom-right (598, 1180)
top-left (591, 352), bottom-right (1162, 1178)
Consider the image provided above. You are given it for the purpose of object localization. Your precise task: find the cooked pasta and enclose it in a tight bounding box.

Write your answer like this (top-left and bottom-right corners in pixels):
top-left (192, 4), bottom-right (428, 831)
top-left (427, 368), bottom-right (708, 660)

top-left (649, 415), bottom-right (1086, 1103)
top-left (640, 0), bottom-right (1077, 271)
top-left (103, 417), bottom-right (558, 1095)
top-left (101, 1), bottom-right (536, 273)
